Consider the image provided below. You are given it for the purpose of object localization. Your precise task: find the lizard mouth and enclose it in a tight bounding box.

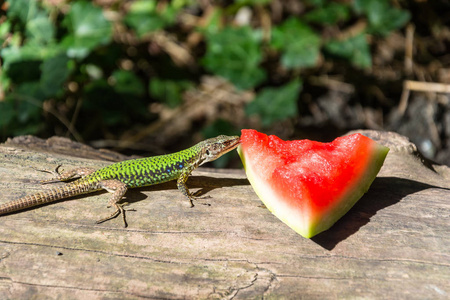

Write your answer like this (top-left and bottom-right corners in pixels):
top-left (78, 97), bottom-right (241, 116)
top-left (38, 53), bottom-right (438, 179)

top-left (224, 137), bottom-right (241, 152)
top-left (214, 137), bottom-right (241, 159)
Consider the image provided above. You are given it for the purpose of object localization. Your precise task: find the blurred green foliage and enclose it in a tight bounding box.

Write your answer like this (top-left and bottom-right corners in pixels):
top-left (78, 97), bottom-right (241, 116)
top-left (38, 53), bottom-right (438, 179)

top-left (353, 0), bottom-right (411, 36)
top-left (325, 33), bottom-right (372, 69)
top-left (270, 18), bottom-right (320, 69)
top-left (125, 0), bottom-right (182, 36)
top-left (149, 78), bottom-right (192, 108)
top-left (202, 26), bottom-right (266, 90)
top-left (0, 0), bottom-right (410, 143)
top-left (246, 79), bottom-right (302, 126)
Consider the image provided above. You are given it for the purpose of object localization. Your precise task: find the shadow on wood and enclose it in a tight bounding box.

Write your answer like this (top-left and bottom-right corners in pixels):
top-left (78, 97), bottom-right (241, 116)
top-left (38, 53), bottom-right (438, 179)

top-left (312, 177), bottom-right (449, 250)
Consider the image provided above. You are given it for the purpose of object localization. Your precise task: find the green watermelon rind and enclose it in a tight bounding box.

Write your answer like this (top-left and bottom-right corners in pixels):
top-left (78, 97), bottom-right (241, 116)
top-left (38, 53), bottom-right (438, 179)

top-left (304, 142), bottom-right (389, 237)
top-left (238, 138), bottom-right (389, 238)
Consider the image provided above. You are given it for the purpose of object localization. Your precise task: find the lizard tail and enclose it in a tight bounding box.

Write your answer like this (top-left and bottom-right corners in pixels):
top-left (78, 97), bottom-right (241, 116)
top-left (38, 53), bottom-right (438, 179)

top-left (0, 179), bottom-right (97, 215)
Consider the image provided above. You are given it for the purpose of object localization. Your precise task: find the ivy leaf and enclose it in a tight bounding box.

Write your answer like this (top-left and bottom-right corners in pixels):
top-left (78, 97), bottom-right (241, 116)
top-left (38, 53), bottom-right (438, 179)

top-left (7, 0), bottom-right (55, 45)
top-left (202, 26), bottom-right (266, 90)
top-left (61, 1), bottom-right (112, 59)
top-left (0, 21), bottom-right (11, 45)
top-left (7, 0), bottom-right (38, 23)
top-left (353, 0), bottom-right (410, 36)
top-left (1, 43), bottom-right (57, 72)
top-left (40, 53), bottom-right (72, 97)
top-left (2, 0), bottom-right (58, 70)
top-left (125, 0), bottom-right (180, 36)
top-left (246, 79), bottom-right (302, 126)
top-left (271, 18), bottom-right (320, 69)
top-left (26, 11), bottom-right (55, 45)
top-left (325, 33), bottom-right (372, 69)
top-left (304, 2), bottom-right (350, 25)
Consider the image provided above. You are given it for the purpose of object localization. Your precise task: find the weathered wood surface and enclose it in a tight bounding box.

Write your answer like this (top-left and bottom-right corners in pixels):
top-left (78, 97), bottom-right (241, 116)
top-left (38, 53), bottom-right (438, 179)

top-left (0, 131), bottom-right (448, 299)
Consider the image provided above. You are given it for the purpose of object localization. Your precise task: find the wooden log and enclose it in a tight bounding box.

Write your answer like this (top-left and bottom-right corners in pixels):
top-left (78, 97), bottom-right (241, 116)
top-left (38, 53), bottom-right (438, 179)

top-left (0, 131), bottom-right (449, 299)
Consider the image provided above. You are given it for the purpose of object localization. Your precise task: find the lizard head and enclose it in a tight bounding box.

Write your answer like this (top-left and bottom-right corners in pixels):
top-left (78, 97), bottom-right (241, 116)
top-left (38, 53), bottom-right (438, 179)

top-left (198, 135), bottom-right (240, 165)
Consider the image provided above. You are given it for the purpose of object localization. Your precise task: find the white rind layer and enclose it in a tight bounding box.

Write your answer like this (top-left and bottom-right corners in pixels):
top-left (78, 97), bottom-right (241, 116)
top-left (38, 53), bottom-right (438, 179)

top-left (238, 145), bottom-right (312, 237)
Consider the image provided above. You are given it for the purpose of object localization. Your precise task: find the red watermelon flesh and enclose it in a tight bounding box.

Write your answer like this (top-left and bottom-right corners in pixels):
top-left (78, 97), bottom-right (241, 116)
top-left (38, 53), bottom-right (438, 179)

top-left (238, 129), bottom-right (389, 238)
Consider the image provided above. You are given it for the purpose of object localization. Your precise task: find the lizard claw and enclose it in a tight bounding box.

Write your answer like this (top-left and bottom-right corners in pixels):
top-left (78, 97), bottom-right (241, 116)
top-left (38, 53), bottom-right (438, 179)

top-left (188, 195), bottom-right (211, 207)
top-left (191, 190), bottom-right (212, 206)
top-left (97, 202), bottom-right (135, 228)
top-left (38, 164), bottom-right (63, 175)
top-left (39, 165), bottom-right (64, 184)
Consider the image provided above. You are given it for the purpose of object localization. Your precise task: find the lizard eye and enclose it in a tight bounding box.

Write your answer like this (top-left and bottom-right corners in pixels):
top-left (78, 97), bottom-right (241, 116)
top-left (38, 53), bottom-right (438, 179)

top-left (205, 149), bottom-right (210, 156)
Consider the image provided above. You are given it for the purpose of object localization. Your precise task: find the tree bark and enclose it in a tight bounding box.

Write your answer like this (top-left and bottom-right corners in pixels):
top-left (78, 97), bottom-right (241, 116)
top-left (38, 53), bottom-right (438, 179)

top-left (0, 131), bottom-right (448, 299)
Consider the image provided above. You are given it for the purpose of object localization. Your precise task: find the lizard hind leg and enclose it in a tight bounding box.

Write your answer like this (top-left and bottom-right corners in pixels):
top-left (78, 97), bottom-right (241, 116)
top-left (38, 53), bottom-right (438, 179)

top-left (96, 180), bottom-right (130, 227)
top-left (39, 165), bottom-right (96, 184)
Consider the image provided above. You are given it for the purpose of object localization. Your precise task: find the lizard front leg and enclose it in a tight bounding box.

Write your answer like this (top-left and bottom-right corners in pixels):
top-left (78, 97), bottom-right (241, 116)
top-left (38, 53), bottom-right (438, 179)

top-left (176, 170), bottom-right (210, 207)
top-left (177, 171), bottom-right (195, 207)
top-left (39, 165), bottom-right (96, 183)
top-left (96, 180), bottom-right (129, 227)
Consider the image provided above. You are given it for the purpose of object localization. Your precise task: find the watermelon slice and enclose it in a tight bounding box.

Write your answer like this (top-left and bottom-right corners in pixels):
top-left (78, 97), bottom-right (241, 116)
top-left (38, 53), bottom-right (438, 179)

top-left (238, 129), bottom-right (389, 238)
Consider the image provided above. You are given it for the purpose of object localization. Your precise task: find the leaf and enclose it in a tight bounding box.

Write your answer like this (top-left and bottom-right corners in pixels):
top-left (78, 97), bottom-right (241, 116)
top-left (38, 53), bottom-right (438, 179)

top-left (304, 2), bottom-right (350, 25)
top-left (149, 78), bottom-right (192, 108)
top-left (61, 1), bottom-right (112, 59)
top-left (7, 0), bottom-right (38, 23)
top-left (246, 79), bottom-right (302, 126)
top-left (40, 53), bottom-right (72, 97)
top-left (271, 18), bottom-right (321, 69)
top-left (325, 33), bottom-right (372, 69)
top-left (125, 0), bottom-right (181, 36)
top-left (6, 0), bottom-right (55, 45)
top-left (353, 0), bottom-right (410, 36)
top-left (1, 42), bottom-right (61, 72)
top-left (0, 21), bottom-right (11, 44)
top-left (2, 0), bottom-right (58, 71)
top-left (26, 11), bottom-right (55, 45)
top-left (202, 26), bottom-right (266, 90)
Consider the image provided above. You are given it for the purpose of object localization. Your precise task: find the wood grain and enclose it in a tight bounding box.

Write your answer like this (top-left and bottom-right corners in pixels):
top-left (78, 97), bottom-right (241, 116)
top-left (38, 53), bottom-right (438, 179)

top-left (0, 131), bottom-right (449, 299)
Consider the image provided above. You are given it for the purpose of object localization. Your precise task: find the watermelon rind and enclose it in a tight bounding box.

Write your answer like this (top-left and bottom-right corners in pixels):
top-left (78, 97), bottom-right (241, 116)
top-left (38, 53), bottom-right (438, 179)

top-left (238, 133), bottom-right (389, 238)
top-left (302, 142), bottom-right (389, 237)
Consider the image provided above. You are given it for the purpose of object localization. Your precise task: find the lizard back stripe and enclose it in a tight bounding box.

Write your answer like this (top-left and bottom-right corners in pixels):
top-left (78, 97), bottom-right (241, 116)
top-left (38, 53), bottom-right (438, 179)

top-left (92, 146), bottom-right (202, 188)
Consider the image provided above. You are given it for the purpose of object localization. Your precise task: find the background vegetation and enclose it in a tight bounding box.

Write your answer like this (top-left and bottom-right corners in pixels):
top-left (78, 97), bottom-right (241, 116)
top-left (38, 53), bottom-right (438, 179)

top-left (0, 0), bottom-right (449, 166)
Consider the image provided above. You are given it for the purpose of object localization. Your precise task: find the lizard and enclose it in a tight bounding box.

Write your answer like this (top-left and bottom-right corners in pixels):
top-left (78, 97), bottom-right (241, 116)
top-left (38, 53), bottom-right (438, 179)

top-left (0, 135), bottom-right (240, 227)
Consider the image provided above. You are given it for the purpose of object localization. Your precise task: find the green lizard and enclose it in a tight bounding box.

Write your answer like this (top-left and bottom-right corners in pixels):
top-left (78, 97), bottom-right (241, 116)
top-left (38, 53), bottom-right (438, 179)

top-left (0, 135), bottom-right (240, 227)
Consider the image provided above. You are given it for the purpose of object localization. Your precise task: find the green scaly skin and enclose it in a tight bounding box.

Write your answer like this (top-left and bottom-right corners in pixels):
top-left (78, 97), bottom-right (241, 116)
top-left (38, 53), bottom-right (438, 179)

top-left (0, 135), bottom-right (240, 227)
